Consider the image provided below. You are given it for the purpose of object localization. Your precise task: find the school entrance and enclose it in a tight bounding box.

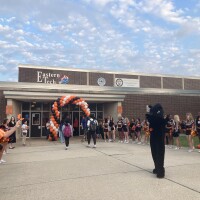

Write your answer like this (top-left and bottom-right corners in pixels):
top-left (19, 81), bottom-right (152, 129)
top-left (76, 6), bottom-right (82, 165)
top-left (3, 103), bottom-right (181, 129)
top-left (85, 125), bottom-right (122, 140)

top-left (21, 101), bottom-right (104, 137)
top-left (60, 102), bottom-right (104, 136)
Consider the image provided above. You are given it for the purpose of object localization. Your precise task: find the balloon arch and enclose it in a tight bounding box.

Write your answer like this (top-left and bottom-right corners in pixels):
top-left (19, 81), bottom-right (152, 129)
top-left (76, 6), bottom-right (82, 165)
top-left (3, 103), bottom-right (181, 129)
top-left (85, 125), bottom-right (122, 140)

top-left (49, 95), bottom-right (90, 141)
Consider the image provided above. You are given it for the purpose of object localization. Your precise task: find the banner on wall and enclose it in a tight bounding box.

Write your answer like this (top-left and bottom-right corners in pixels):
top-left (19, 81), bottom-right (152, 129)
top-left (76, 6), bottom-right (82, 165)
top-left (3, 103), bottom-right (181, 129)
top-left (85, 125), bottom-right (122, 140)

top-left (115, 78), bottom-right (139, 88)
top-left (36, 71), bottom-right (69, 84)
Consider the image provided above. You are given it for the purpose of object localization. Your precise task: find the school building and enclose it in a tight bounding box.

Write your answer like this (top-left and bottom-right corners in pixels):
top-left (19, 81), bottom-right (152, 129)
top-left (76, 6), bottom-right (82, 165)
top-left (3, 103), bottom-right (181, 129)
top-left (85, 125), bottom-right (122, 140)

top-left (0, 64), bottom-right (200, 138)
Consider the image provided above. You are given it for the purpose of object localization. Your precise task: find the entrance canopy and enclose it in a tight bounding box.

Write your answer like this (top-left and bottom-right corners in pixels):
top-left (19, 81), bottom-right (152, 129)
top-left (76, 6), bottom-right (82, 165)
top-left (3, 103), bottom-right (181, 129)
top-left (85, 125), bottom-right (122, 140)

top-left (3, 91), bottom-right (125, 102)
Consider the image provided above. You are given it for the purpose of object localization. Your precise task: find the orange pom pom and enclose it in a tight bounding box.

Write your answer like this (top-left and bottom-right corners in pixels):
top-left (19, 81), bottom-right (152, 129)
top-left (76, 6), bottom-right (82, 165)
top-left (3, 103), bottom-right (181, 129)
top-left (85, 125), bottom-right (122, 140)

top-left (191, 130), bottom-right (197, 137)
top-left (17, 114), bottom-right (24, 121)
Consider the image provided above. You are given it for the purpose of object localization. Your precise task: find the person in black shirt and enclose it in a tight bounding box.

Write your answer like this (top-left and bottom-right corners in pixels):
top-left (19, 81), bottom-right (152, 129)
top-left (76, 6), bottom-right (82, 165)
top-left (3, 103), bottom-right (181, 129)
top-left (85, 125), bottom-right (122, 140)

top-left (135, 118), bottom-right (142, 144)
top-left (196, 114), bottom-right (200, 143)
top-left (109, 117), bottom-right (115, 142)
top-left (103, 118), bottom-right (109, 142)
top-left (172, 115), bottom-right (181, 150)
top-left (8, 116), bottom-right (16, 149)
top-left (185, 113), bottom-right (195, 152)
top-left (165, 115), bottom-right (174, 148)
top-left (130, 118), bottom-right (136, 143)
top-left (117, 118), bottom-right (124, 143)
top-left (146, 104), bottom-right (167, 178)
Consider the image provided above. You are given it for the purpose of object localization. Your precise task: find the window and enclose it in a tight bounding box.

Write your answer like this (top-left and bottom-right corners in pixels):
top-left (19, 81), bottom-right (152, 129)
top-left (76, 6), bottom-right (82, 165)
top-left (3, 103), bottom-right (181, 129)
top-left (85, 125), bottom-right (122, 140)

top-left (97, 103), bottom-right (103, 111)
top-left (97, 112), bottom-right (103, 121)
top-left (32, 113), bottom-right (40, 125)
top-left (89, 103), bottom-right (96, 111)
top-left (31, 102), bottom-right (42, 111)
top-left (22, 102), bottom-right (30, 110)
top-left (43, 102), bottom-right (51, 111)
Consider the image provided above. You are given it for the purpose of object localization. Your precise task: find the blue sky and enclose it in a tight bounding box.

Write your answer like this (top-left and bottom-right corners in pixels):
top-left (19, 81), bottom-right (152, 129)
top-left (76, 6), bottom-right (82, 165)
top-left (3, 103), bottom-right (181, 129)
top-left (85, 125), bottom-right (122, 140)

top-left (0, 0), bottom-right (200, 81)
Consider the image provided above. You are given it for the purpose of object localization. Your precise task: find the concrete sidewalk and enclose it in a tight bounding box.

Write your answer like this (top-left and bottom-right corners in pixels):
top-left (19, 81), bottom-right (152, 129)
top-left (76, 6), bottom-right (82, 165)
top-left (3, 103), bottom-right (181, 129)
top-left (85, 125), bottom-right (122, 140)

top-left (0, 138), bottom-right (200, 200)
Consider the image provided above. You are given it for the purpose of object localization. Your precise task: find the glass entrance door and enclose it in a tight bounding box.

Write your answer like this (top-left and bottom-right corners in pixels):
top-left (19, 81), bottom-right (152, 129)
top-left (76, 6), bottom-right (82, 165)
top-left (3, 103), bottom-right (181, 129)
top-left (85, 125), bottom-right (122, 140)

top-left (31, 112), bottom-right (41, 137)
top-left (62, 111), bottom-right (73, 124)
top-left (42, 112), bottom-right (50, 137)
top-left (72, 112), bottom-right (79, 136)
top-left (60, 103), bottom-right (104, 136)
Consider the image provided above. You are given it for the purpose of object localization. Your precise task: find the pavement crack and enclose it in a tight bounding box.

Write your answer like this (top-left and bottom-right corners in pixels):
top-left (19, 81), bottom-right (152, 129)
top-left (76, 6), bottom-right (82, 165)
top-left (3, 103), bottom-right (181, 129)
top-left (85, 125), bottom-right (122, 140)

top-left (0, 169), bottom-right (143, 190)
top-left (94, 148), bottom-right (200, 194)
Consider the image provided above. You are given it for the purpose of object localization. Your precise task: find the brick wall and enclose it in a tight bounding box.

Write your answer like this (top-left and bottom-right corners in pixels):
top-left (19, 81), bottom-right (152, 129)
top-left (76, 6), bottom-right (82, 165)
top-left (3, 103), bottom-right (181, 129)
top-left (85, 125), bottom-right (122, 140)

top-left (163, 77), bottom-right (182, 89)
top-left (0, 90), bottom-right (6, 123)
top-left (122, 94), bottom-right (200, 121)
top-left (115, 74), bottom-right (139, 79)
top-left (184, 79), bottom-right (200, 90)
top-left (140, 76), bottom-right (161, 88)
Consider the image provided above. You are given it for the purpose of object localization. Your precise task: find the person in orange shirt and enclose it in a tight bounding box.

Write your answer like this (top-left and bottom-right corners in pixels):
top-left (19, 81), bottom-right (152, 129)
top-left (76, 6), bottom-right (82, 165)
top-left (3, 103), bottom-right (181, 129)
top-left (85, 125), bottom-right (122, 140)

top-left (1, 119), bottom-right (10, 155)
top-left (0, 120), bottom-right (21, 164)
top-left (73, 117), bottom-right (79, 136)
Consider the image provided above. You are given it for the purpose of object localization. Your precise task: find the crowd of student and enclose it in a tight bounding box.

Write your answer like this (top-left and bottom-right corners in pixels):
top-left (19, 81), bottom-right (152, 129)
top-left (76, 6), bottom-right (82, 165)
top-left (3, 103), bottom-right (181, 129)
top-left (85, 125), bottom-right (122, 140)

top-left (163, 112), bottom-right (200, 152)
top-left (57, 112), bottom-right (200, 152)
top-left (1, 111), bottom-right (200, 164)
top-left (78, 112), bottom-right (200, 153)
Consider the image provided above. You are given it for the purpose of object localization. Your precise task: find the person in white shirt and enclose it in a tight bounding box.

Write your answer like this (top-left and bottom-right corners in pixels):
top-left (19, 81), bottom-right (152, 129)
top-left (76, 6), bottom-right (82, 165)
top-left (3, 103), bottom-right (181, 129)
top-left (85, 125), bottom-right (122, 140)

top-left (46, 119), bottom-right (50, 140)
top-left (21, 120), bottom-right (29, 146)
top-left (87, 115), bottom-right (98, 148)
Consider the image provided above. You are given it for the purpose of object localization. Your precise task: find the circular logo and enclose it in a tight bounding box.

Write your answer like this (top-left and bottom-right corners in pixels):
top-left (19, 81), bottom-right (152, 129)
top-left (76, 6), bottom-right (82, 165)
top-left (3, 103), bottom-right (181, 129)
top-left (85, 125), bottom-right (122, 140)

top-left (115, 78), bottom-right (123, 87)
top-left (97, 77), bottom-right (106, 86)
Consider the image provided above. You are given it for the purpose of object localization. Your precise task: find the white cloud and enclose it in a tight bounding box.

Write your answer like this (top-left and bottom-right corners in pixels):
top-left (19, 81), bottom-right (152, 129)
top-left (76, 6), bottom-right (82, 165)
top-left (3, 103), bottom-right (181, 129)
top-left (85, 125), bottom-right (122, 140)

top-left (0, 65), bottom-right (7, 71)
top-left (38, 23), bottom-right (54, 32)
top-left (14, 29), bottom-right (25, 35)
top-left (6, 17), bottom-right (16, 23)
top-left (85, 0), bottom-right (114, 6)
top-left (0, 0), bottom-right (200, 80)
top-left (0, 24), bottom-right (11, 32)
top-left (22, 51), bottom-right (33, 59)
top-left (140, 0), bottom-right (187, 24)
top-left (0, 40), bottom-right (18, 49)
top-left (17, 40), bottom-right (33, 47)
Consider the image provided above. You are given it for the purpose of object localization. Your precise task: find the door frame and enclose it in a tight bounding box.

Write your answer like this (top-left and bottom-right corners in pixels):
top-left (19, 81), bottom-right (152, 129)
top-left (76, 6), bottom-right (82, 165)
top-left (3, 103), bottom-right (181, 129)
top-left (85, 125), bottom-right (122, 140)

top-left (31, 112), bottom-right (42, 137)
